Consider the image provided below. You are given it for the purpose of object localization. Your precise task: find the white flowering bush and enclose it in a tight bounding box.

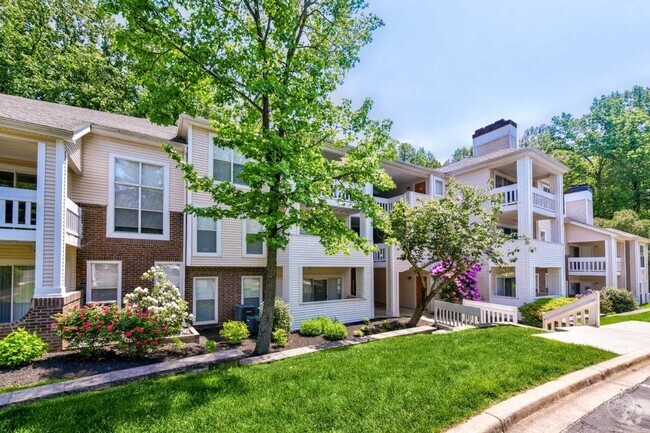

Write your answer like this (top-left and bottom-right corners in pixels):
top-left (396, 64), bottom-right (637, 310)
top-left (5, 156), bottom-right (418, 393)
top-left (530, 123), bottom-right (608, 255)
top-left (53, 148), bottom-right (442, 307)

top-left (123, 267), bottom-right (193, 335)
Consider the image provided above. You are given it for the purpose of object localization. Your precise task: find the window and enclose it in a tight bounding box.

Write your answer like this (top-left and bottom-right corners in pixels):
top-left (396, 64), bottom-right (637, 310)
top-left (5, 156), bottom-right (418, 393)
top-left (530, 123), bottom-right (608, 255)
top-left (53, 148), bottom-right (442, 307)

top-left (0, 265), bottom-right (35, 323)
top-left (212, 145), bottom-right (248, 185)
top-left (193, 277), bottom-right (218, 324)
top-left (541, 183), bottom-right (552, 193)
top-left (155, 262), bottom-right (184, 298)
top-left (110, 157), bottom-right (168, 238)
top-left (88, 261), bottom-right (121, 303)
top-left (350, 268), bottom-right (357, 297)
top-left (499, 226), bottom-right (518, 235)
top-left (569, 282), bottom-right (581, 296)
top-left (496, 276), bottom-right (516, 297)
top-left (570, 246), bottom-right (580, 257)
top-left (349, 216), bottom-right (361, 236)
top-left (195, 217), bottom-right (220, 254)
top-left (494, 174), bottom-right (515, 188)
top-left (434, 179), bottom-right (444, 196)
top-left (641, 246), bottom-right (646, 269)
top-left (243, 220), bottom-right (264, 256)
top-left (539, 229), bottom-right (548, 242)
top-left (302, 277), bottom-right (342, 302)
top-left (242, 276), bottom-right (262, 307)
top-left (0, 170), bottom-right (37, 190)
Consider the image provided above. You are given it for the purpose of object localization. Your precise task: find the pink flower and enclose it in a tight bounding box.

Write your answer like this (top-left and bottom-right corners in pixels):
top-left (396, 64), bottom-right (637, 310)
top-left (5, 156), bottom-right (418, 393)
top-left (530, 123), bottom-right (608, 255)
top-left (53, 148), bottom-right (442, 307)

top-left (125, 331), bottom-right (132, 338)
top-left (84, 322), bottom-right (91, 329)
top-left (107, 325), bottom-right (113, 332)
top-left (50, 323), bottom-right (56, 328)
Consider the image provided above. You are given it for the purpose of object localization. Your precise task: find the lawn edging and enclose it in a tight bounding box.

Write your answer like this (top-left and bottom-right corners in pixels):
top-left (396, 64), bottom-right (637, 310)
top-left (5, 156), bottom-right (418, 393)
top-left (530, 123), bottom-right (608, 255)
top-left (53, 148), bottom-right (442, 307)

top-left (445, 345), bottom-right (650, 433)
top-left (240, 325), bottom-right (437, 366)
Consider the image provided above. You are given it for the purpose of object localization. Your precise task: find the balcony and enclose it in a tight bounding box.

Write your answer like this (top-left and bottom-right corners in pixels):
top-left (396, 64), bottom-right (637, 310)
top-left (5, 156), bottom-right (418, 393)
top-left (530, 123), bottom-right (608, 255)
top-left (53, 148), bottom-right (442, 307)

top-left (374, 191), bottom-right (431, 212)
top-left (492, 184), bottom-right (556, 214)
top-left (373, 243), bottom-right (387, 263)
top-left (65, 198), bottom-right (82, 247)
top-left (0, 187), bottom-right (37, 241)
top-left (568, 257), bottom-right (622, 276)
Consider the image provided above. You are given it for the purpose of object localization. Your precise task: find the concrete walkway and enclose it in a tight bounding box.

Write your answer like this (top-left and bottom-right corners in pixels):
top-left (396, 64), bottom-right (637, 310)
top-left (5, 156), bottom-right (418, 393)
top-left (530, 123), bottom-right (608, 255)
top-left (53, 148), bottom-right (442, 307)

top-left (537, 322), bottom-right (650, 355)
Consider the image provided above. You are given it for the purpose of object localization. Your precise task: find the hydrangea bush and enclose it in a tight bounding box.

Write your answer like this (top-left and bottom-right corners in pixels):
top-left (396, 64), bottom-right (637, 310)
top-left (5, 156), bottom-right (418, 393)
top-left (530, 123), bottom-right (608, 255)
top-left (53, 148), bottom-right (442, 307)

top-left (435, 259), bottom-right (482, 304)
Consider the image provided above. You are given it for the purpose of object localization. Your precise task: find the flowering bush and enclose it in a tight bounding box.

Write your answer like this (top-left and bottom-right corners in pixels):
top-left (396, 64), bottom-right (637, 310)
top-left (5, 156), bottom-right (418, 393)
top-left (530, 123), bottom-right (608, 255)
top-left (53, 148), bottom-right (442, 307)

top-left (435, 259), bottom-right (482, 304)
top-left (52, 304), bottom-right (119, 356)
top-left (114, 306), bottom-right (166, 355)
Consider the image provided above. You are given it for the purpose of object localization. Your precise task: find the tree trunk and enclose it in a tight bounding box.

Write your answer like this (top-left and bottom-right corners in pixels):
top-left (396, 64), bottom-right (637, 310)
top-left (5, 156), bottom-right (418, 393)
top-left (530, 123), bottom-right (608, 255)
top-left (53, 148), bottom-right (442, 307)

top-left (408, 274), bottom-right (462, 327)
top-left (254, 245), bottom-right (277, 355)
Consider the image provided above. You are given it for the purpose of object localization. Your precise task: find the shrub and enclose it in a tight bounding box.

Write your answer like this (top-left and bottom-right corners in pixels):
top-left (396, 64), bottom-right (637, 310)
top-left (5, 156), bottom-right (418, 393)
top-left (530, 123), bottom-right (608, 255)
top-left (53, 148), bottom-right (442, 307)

top-left (600, 287), bottom-right (637, 314)
top-left (299, 317), bottom-right (332, 336)
top-left (115, 306), bottom-right (167, 355)
top-left (260, 297), bottom-right (293, 332)
top-left (360, 325), bottom-right (371, 334)
top-left (323, 321), bottom-right (348, 341)
top-left (362, 317), bottom-right (370, 326)
top-left (170, 336), bottom-right (185, 353)
top-left (205, 340), bottom-right (217, 353)
top-left (272, 329), bottom-right (289, 347)
top-left (519, 297), bottom-right (577, 327)
top-left (381, 320), bottom-right (392, 331)
top-left (220, 321), bottom-right (250, 344)
top-left (353, 330), bottom-right (364, 338)
top-left (52, 304), bottom-right (119, 356)
top-left (0, 328), bottom-right (49, 368)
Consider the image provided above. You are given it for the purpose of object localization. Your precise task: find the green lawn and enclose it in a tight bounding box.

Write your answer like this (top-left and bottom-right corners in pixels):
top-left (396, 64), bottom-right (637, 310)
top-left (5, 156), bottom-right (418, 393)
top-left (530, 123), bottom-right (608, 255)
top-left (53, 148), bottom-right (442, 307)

top-left (601, 311), bottom-right (650, 325)
top-left (0, 327), bottom-right (614, 433)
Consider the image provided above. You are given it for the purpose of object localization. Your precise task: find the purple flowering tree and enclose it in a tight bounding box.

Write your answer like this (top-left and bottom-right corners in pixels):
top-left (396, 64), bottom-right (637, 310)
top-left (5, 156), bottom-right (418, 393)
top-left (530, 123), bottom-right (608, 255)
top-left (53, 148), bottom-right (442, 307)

top-left (436, 260), bottom-right (482, 304)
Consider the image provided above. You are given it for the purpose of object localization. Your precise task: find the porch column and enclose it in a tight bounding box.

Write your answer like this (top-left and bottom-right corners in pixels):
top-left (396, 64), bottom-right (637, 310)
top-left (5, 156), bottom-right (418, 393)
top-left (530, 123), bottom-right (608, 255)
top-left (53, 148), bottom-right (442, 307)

top-left (385, 245), bottom-right (400, 317)
top-left (553, 173), bottom-right (565, 244)
top-left (34, 141), bottom-right (68, 297)
top-left (516, 156), bottom-right (533, 237)
top-left (604, 236), bottom-right (618, 287)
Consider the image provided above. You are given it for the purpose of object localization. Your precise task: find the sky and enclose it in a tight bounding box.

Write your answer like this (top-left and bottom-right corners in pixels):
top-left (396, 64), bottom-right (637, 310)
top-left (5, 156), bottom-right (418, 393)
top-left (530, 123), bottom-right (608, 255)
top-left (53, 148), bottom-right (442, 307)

top-left (335, 0), bottom-right (650, 161)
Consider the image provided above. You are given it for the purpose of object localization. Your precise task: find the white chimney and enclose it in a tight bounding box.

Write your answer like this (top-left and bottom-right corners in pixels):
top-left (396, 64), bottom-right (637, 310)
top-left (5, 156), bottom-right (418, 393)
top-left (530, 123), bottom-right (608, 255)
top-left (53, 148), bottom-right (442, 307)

top-left (472, 119), bottom-right (517, 158)
top-left (564, 185), bottom-right (594, 225)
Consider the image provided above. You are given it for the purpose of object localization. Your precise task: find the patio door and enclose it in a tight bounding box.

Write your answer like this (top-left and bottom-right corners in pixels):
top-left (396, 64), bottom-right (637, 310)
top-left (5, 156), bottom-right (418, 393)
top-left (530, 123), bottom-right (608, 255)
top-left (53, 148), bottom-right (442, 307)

top-left (0, 265), bottom-right (35, 323)
top-left (0, 267), bottom-right (11, 323)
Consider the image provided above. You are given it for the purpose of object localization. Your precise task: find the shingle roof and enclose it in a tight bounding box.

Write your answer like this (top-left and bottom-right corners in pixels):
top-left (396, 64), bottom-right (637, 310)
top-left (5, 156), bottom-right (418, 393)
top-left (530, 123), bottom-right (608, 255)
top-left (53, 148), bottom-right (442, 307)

top-left (0, 93), bottom-right (180, 142)
top-left (438, 148), bottom-right (523, 174)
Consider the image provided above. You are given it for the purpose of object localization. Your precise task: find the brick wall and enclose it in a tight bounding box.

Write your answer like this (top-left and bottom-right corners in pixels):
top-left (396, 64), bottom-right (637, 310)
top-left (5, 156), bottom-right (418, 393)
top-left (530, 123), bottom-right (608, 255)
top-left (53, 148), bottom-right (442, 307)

top-left (75, 204), bottom-right (184, 302)
top-left (185, 267), bottom-right (266, 328)
top-left (0, 291), bottom-right (82, 350)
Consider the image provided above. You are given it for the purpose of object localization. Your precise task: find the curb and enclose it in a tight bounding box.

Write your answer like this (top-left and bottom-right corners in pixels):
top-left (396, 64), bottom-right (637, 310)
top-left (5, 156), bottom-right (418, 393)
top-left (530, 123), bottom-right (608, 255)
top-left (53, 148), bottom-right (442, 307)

top-left (445, 346), bottom-right (650, 433)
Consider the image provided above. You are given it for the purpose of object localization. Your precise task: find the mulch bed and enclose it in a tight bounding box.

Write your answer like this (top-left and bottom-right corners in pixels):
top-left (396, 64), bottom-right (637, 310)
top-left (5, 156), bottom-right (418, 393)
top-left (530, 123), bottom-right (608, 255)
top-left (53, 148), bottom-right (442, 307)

top-left (0, 317), bottom-right (432, 391)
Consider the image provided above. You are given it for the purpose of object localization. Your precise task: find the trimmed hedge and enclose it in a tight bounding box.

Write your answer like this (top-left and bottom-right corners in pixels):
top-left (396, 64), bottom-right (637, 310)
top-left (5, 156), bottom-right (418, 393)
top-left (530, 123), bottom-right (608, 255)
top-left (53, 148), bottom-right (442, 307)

top-left (519, 297), bottom-right (577, 327)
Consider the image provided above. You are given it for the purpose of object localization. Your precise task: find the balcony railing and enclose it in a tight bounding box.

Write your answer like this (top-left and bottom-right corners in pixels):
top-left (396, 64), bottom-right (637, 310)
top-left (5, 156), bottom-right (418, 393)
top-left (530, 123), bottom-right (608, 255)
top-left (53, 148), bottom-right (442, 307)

top-left (493, 184), bottom-right (518, 207)
top-left (66, 198), bottom-right (82, 239)
top-left (532, 188), bottom-right (556, 212)
top-left (374, 191), bottom-right (432, 212)
top-left (567, 257), bottom-right (621, 275)
top-left (373, 243), bottom-right (387, 263)
top-left (0, 187), bottom-right (37, 230)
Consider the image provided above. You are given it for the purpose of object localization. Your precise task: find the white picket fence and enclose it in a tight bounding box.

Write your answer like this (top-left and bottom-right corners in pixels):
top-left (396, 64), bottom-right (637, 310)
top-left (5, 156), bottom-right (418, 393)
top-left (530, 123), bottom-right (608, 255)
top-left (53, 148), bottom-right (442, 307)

top-left (541, 291), bottom-right (600, 331)
top-left (462, 299), bottom-right (518, 324)
top-left (432, 300), bottom-right (480, 327)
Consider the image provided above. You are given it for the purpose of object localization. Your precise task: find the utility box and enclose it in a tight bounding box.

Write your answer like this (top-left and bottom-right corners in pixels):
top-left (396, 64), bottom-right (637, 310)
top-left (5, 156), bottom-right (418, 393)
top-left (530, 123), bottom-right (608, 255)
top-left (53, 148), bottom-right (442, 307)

top-left (245, 315), bottom-right (260, 335)
top-left (235, 304), bottom-right (258, 322)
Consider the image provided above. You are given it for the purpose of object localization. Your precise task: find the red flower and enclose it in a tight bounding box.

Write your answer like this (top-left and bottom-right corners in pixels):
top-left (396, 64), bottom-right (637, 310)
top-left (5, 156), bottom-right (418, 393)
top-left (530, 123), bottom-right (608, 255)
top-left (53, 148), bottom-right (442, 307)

top-left (153, 340), bottom-right (159, 346)
top-left (125, 331), bottom-right (132, 338)
top-left (136, 341), bottom-right (141, 346)
top-left (107, 325), bottom-right (114, 332)
top-left (84, 322), bottom-right (91, 329)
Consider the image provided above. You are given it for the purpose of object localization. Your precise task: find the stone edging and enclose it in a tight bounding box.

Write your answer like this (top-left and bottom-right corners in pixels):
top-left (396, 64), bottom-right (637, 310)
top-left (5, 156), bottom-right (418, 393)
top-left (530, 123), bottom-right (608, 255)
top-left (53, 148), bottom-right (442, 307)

top-left (445, 346), bottom-right (650, 433)
top-left (0, 349), bottom-right (246, 408)
top-left (240, 325), bottom-right (437, 366)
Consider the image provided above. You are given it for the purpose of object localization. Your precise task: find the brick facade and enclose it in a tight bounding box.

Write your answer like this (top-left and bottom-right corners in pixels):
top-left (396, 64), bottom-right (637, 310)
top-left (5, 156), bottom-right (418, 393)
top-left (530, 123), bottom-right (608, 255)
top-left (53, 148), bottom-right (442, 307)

top-left (0, 291), bottom-right (82, 350)
top-left (75, 204), bottom-right (184, 302)
top-left (185, 267), bottom-right (266, 328)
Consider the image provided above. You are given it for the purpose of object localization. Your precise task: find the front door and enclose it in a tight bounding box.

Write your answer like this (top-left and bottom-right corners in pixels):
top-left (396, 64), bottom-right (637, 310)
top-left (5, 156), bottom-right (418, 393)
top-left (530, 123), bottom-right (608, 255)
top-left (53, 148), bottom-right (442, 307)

top-left (414, 181), bottom-right (427, 194)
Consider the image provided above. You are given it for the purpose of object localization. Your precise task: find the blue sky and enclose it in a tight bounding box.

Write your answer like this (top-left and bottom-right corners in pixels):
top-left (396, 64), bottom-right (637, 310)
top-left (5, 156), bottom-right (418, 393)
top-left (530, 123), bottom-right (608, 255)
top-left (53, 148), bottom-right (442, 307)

top-left (336, 0), bottom-right (650, 161)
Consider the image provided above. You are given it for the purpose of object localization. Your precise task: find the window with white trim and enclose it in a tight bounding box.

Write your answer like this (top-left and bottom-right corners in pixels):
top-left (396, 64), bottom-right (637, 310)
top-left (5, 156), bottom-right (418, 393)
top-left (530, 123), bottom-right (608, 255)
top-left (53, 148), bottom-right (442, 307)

top-left (539, 229), bottom-right (548, 242)
top-left (434, 179), bottom-right (444, 196)
top-left (112, 157), bottom-right (167, 236)
top-left (88, 261), bottom-right (121, 303)
top-left (195, 217), bottom-right (220, 254)
top-left (242, 276), bottom-right (262, 307)
top-left (349, 216), bottom-right (361, 236)
top-left (155, 262), bottom-right (184, 297)
top-left (212, 146), bottom-right (248, 185)
top-left (494, 174), bottom-right (515, 188)
top-left (0, 170), bottom-right (37, 190)
top-left (641, 245), bottom-right (646, 269)
top-left (496, 276), bottom-right (516, 297)
top-left (194, 277), bottom-right (218, 324)
top-left (244, 220), bottom-right (264, 256)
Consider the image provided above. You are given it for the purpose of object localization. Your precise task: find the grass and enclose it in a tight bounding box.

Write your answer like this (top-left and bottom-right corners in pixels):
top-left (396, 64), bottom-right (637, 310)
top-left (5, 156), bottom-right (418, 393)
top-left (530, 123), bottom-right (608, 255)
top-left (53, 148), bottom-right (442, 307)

top-left (0, 327), bottom-right (614, 433)
top-left (0, 378), bottom-right (71, 394)
top-left (601, 311), bottom-right (650, 326)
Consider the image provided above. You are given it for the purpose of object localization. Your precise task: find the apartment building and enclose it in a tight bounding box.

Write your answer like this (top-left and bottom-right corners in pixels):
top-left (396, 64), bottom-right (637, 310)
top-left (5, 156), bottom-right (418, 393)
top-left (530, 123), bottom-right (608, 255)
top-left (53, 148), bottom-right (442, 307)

top-left (0, 95), bottom-right (648, 349)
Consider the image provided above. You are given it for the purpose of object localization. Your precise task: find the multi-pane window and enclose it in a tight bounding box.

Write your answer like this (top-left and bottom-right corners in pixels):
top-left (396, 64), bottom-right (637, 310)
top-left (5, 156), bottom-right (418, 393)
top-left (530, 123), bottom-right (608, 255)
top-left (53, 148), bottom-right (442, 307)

top-left (0, 265), bottom-right (35, 323)
top-left (302, 277), bottom-right (342, 303)
top-left (113, 158), bottom-right (165, 235)
top-left (196, 217), bottom-right (220, 254)
top-left (496, 277), bottom-right (516, 297)
top-left (194, 277), bottom-right (218, 323)
top-left (242, 276), bottom-right (262, 307)
top-left (88, 262), bottom-right (121, 303)
top-left (213, 146), bottom-right (248, 186)
top-left (0, 171), bottom-right (37, 190)
top-left (349, 216), bottom-right (361, 236)
top-left (244, 220), bottom-right (264, 256)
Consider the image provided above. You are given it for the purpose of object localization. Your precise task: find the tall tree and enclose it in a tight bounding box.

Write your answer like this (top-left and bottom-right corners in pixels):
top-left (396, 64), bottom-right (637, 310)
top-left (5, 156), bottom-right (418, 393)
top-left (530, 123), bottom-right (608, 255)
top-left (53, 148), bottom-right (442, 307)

top-left (446, 145), bottom-right (472, 164)
top-left (521, 86), bottom-right (650, 219)
top-left (397, 142), bottom-right (441, 169)
top-left (105, 0), bottom-right (397, 354)
top-left (0, 0), bottom-right (141, 114)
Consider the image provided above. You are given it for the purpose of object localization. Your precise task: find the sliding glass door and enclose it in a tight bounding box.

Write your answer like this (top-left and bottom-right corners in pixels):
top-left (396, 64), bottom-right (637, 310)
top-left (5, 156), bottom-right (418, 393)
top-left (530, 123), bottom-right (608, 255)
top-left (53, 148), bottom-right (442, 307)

top-left (0, 265), bottom-right (35, 323)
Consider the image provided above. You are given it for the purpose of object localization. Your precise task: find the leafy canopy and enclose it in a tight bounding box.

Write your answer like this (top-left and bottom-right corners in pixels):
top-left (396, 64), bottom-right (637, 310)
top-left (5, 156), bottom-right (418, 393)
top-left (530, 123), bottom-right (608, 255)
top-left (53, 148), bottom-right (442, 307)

top-left (397, 142), bottom-right (441, 169)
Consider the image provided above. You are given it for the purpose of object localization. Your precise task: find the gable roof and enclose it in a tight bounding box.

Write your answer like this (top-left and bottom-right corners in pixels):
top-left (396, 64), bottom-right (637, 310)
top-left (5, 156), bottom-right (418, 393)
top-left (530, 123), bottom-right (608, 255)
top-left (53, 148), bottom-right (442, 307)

top-left (0, 93), bottom-right (181, 143)
top-left (438, 147), bottom-right (569, 175)
top-left (566, 218), bottom-right (650, 243)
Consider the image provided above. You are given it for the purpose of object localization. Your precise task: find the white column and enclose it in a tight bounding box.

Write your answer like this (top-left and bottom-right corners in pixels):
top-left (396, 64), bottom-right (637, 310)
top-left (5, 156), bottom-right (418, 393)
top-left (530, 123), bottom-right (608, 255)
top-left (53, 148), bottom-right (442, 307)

top-left (553, 173), bottom-right (565, 244)
top-left (516, 156), bottom-right (533, 237)
top-left (34, 143), bottom-right (46, 293)
top-left (605, 237), bottom-right (618, 287)
top-left (385, 245), bottom-right (400, 317)
top-left (428, 174), bottom-right (435, 197)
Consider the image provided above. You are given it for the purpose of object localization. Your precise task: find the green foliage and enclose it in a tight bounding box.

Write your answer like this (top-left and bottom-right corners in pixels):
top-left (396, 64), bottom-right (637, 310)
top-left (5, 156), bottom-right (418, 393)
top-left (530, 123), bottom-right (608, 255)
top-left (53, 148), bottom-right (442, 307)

top-left (260, 298), bottom-right (293, 333)
top-left (0, 328), bottom-right (48, 368)
top-left (381, 320), bottom-right (392, 331)
top-left (52, 304), bottom-right (119, 357)
top-left (0, 0), bottom-right (141, 114)
top-left (219, 321), bottom-right (250, 345)
top-left (519, 298), bottom-right (577, 327)
top-left (362, 317), bottom-right (370, 326)
top-left (446, 145), bottom-right (473, 164)
top-left (600, 287), bottom-right (637, 314)
top-left (595, 210), bottom-right (650, 238)
top-left (353, 330), bottom-right (364, 338)
top-left (204, 340), bottom-right (217, 353)
top-left (323, 321), bottom-right (348, 341)
top-left (521, 86), bottom-right (650, 219)
top-left (397, 142), bottom-right (440, 168)
top-left (271, 329), bottom-right (289, 347)
top-left (299, 317), bottom-right (332, 336)
top-left (170, 337), bottom-right (185, 354)
top-left (360, 325), bottom-right (371, 334)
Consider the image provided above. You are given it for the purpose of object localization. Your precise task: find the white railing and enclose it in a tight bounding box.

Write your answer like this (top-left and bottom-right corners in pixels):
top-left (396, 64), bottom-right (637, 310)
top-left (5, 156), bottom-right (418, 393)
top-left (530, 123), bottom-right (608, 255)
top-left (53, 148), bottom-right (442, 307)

top-left (432, 300), bottom-right (481, 327)
top-left (568, 257), bottom-right (607, 275)
top-left (405, 191), bottom-right (431, 206)
top-left (542, 291), bottom-right (600, 331)
top-left (616, 257), bottom-right (622, 274)
top-left (640, 292), bottom-right (650, 305)
top-left (532, 188), bottom-right (556, 212)
top-left (462, 299), bottom-right (518, 324)
top-left (373, 243), bottom-right (387, 263)
top-left (374, 191), bottom-right (433, 213)
top-left (65, 198), bottom-right (82, 238)
top-left (0, 187), bottom-right (37, 230)
top-left (493, 184), bottom-right (518, 206)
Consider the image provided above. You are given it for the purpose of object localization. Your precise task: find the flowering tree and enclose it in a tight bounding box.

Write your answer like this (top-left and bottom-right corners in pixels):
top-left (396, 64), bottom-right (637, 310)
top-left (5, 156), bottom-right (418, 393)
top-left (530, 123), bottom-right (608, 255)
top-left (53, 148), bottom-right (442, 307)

top-left (388, 180), bottom-right (527, 326)
top-left (436, 260), bottom-right (482, 304)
